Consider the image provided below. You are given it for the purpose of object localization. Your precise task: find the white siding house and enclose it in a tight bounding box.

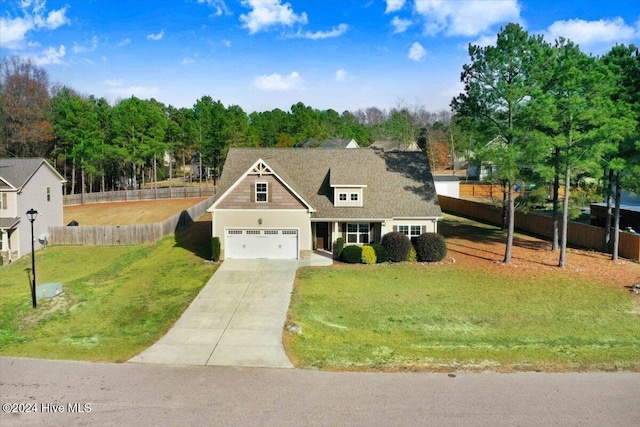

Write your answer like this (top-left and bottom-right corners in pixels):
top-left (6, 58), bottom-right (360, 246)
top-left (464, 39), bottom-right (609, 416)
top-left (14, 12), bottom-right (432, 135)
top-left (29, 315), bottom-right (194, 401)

top-left (0, 158), bottom-right (66, 263)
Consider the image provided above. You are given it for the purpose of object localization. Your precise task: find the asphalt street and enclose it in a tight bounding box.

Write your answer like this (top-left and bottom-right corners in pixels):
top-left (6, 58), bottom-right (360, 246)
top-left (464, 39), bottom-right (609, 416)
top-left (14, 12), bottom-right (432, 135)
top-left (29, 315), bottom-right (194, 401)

top-left (1, 357), bottom-right (639, 426)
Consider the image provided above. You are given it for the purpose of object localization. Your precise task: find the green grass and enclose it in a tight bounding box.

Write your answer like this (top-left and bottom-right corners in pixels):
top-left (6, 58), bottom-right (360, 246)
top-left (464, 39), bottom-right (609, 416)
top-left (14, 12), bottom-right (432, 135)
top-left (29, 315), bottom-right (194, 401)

top-left (0, 223), bottom-right (216, 362)
top-left (286, 264), bottom-right (640, 372)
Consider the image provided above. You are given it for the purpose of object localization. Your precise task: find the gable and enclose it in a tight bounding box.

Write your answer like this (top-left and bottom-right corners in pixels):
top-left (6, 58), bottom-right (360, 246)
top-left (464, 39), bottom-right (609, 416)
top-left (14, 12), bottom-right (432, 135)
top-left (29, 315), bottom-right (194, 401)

top-left (210, 158), bottom-right (314, 212)
top-left (216, 174), bottom-right (307, 210)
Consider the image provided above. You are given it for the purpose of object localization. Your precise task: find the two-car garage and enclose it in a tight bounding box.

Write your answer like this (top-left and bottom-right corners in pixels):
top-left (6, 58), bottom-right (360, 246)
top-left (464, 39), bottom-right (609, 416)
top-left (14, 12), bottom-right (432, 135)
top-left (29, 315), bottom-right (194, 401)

top-left (224, 229), bottom-right (299, 260)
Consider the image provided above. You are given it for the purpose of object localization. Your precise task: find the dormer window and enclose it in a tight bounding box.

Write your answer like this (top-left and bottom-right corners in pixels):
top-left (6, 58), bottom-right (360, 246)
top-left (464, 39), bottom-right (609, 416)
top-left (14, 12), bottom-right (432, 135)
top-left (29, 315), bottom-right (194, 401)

top-left (255, 182), bottom-right (268, 202)
top-left (350, 193), bottom-right (358, 201)
top-left (339, 193), bottom-right (347, 201)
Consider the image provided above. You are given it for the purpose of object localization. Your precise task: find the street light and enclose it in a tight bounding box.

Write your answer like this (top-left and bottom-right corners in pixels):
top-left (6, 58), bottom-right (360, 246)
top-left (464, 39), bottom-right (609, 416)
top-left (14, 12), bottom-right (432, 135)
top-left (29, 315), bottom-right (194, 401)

top-left (26, 208), bottom-right (38, 309)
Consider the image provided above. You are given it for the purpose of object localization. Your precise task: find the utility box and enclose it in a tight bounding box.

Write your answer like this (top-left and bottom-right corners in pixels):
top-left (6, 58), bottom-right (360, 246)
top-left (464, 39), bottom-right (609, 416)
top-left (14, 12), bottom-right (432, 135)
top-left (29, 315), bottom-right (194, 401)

top-left (36, 283), bottom-right (63, 300)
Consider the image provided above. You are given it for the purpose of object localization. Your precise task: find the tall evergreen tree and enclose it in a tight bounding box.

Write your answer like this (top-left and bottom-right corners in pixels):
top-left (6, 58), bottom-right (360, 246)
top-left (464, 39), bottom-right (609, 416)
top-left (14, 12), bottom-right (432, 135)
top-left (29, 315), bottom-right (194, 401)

top-left (452, 23), bottom-right (545, 263)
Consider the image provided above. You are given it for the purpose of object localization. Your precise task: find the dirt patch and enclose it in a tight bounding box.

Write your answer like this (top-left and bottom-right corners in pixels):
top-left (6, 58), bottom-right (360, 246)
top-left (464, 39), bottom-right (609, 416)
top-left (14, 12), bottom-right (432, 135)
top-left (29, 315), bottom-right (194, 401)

top-left (64, 198), bottom-right (206, 226)
top-left (441, 218), bottom-right (640, 289)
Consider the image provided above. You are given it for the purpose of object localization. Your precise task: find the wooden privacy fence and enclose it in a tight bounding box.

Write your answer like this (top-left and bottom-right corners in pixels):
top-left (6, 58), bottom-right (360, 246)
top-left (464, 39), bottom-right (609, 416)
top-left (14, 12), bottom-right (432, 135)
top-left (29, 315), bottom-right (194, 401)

top-left (49, 195), bottom-right (215, 246)
top-left (438, 195), bottom-right (640, 262)
top-left (63, 186), bottom-right (216, 206)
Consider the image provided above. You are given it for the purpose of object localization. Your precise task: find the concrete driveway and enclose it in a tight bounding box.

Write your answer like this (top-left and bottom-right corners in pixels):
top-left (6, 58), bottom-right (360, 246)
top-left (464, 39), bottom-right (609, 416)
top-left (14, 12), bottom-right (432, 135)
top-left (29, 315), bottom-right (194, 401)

top-left (129, 259), bottom-right (300, 368)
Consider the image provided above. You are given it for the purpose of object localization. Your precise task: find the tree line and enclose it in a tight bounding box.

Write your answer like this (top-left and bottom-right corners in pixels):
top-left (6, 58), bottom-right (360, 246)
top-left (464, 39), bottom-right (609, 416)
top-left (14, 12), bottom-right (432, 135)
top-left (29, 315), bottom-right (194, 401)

top-left (453, 23), bottom-right (640, 265)
top-left (0, 55), bottom-right (456, 195)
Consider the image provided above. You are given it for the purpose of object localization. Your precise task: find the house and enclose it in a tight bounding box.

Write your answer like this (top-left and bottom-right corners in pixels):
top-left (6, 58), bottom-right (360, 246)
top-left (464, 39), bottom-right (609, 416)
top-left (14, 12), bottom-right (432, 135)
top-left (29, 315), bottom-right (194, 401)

top-left (369, 140), bottom-right (420, 151)
top-left (207, 148), bottom-right (442, 260)
top-left (300, 138), bottom-right (360, 148)
top-left (467, 135), bottom-right (506, 181)
top-left (0, 158), bottom-right (66, 263)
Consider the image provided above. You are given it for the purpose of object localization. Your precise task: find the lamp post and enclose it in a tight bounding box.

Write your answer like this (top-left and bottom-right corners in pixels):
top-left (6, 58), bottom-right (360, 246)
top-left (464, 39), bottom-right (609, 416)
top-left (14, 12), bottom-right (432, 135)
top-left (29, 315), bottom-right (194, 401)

top-left (26, 208), bottom-right (38, 309)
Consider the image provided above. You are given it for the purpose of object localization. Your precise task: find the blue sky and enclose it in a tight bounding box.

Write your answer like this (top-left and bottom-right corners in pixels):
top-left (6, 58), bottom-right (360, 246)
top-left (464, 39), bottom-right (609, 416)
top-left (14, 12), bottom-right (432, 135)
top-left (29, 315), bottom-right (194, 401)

top-left (2, 0), bottom-right (639, 113)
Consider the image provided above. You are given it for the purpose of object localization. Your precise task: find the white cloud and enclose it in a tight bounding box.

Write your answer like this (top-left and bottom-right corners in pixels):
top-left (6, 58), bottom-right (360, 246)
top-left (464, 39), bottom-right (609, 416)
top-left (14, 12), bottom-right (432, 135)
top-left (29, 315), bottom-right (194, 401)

top-left (181, 58), bottom-right (195, 65)
top-left (0, 16), bottom-right (32, 48)
top-left (391, 16), bottom-right (411, 33)
top-left (105, 80), bottom-right (159, 98)
top-left (408, 42), bottom-right (427, 61)
top-left (335, 69), bottom-right (349, 82)
top-left (299, 23), bottom-right (348, 40)
top-left (117, 38), bottom-right (131, 47)
top-left (415, 0), bottom-right (521, 37)
top-left (253, 71), bottom-right (302, 91)
top-left (0, 1), bottom-right (70, 49)
top-left (147, 30), bottom-right (165, 41)
top-left (42, 6), bottom-right (70, 29)
top-left (222, 39), bottom-right (231, 47)
top-left (197, 0), bottom-right (231, 16)
top-left (31, 45), bottom-right (66, 65)
top-left (104, 79), bottom-right (123, 87)
top-left (546, 18), bottom-right (638, 45)
top-left (385, 0), bottom-right (405, 14)
top-left (240, 0), bottom-right (308, 34)
top-left (470, 34), bottom-right (497, 48)
top-left (72, 35), bottom-right (99, 54)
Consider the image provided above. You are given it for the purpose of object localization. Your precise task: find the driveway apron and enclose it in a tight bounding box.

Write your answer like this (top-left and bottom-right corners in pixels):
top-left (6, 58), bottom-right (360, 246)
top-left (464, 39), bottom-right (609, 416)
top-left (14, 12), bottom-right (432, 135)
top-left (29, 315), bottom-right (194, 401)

top-left (129, 259), bottom-right (298, 368)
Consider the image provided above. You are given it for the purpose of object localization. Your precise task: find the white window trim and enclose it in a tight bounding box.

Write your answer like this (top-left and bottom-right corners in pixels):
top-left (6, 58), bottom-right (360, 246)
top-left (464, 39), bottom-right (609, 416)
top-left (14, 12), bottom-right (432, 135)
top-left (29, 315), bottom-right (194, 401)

top-left (346, 222), bottom-right (370, 244)
top-left (339, 193), bottom-right (347, 201)
top-left (399, 225), bottom-right (422, 239)
top-left (255, 182), bottom-right (268, 203)
top-left (350, 193), bottom-right (358, 201)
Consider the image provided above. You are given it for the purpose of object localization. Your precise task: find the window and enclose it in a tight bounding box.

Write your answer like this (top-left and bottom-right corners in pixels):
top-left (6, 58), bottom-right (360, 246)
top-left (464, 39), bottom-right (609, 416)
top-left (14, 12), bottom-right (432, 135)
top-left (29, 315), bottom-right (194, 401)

top-left (350, 193), bottom-right (358, 201)
top-left (399, 225), bottom-right (422, 242)
top-left (46, 186), bottom-right (51, 202)
top-left (346, 223), bottom-right (370, 244)
top-left (255, 182), bottom-right (268, 202)
top-left (0, 193), bottom-right (6, 210)
top-left (339, 193), bottom-right (347, 201)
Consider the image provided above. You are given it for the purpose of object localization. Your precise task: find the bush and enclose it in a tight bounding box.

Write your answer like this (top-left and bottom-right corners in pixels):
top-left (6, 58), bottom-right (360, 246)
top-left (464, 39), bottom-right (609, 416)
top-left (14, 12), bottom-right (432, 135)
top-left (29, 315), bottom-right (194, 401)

top-left (380, 231), bottom-right (412, 262)
top-left (414, 233), bottom-right (447, 262)
top-left (211, 237), bottom-right (221, 262)
top-left (371, 244), bottom-right (388, 263)
top-left (408, 246), bottom-right (417, 262)
top-left (340, 245), bottom-right (362, 264)
top-left (361, 245), bottom-right (377, 264)
top-left (333, 237), bottom-right (345, 260)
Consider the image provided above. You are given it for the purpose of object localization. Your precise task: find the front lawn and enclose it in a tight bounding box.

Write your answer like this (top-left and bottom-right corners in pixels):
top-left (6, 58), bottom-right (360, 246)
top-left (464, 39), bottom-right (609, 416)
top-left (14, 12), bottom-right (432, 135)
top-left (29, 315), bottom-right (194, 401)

top-left (285, 218), bottom-right (640, 372)
top-left (0, 219), bottom-right (216, 362)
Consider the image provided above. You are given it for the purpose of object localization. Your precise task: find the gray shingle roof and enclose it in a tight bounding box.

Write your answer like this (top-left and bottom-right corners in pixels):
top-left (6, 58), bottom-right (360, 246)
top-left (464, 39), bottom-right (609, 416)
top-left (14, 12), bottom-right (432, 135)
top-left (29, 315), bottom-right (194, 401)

top-left (0, 158), bottom-right (63, 189)
top-left (0, 217), bottom-right (20, 229)
top-left (369, 140), bottom-right (420, 151)
top-left (216, 148), bottom-right (442, 219)
top-left (301, 139), bottom-right (358, 148)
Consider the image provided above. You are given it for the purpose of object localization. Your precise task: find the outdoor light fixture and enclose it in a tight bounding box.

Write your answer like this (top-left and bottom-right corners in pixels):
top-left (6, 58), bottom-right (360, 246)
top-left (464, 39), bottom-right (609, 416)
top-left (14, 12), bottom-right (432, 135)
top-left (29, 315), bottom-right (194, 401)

top-left (26, 208), bottom-right (38, 309)
top-left (258, 218), bottom-right (263, 225)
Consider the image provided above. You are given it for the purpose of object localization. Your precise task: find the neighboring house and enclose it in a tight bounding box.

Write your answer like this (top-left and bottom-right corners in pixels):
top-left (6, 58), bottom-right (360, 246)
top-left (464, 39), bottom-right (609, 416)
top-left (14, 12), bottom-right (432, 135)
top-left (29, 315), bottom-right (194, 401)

top-left (433, 175), bottom-right (460, 198)
top-left (369, 140), bottom-right (420, 151)
top-left (301, 138), bottom-right (360, 148)
top-left (0, 158), bottom-right (66, 263)
top-left (467, 135), bottom-right (506, 181)
top-left (207, 148), bottom-right (442, 260)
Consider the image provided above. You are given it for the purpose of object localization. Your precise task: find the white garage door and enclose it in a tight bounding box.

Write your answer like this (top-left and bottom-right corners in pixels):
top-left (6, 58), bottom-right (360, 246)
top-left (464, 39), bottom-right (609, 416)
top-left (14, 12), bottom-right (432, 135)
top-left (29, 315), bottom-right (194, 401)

top-left (225, 229), bottom-right (298, 260)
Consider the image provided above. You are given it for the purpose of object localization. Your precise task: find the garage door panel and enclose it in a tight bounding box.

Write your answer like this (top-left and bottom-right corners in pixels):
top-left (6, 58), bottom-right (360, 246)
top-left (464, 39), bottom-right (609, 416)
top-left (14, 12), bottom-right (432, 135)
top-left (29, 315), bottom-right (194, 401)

top-left (225, 229), bottom-right (298, 260)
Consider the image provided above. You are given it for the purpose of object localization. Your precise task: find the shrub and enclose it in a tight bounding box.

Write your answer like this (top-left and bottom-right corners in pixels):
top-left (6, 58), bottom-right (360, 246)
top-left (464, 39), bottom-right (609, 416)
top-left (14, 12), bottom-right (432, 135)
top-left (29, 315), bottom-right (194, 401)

top-left (211, 237), bottom-right (221, 262)
top-left (341, 245), bottom-right (362, 264)
top-left (380, 231), bottom-right (412, 262)
top-left (333, 237), bottom-right (345, 260)
top-left (371, 244), bottom-right (388, 263)
top-left (408, 246), bottom-right (417, 262)
top-left (414, 233), bottom-right (447, 262)
top-left (361, 245), bottom-right (377, 264)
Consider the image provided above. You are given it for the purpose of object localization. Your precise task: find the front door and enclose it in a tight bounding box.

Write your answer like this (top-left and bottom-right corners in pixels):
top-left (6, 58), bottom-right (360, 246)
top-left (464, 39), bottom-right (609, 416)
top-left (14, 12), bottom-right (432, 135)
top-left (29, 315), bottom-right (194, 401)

top-left (315, 222), bottom-right (329, 250)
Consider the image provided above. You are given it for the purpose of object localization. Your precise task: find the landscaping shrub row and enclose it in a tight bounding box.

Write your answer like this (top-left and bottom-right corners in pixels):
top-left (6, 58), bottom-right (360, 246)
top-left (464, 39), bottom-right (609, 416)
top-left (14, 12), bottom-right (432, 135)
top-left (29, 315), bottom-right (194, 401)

top-left (336, 232), bottom-right (446, 264)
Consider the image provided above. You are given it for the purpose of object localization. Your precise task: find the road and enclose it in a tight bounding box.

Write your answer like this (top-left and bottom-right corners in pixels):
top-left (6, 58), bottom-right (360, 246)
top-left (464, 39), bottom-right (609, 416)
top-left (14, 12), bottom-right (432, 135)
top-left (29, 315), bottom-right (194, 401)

top-left (1, 357), bottom-right (639, 426)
